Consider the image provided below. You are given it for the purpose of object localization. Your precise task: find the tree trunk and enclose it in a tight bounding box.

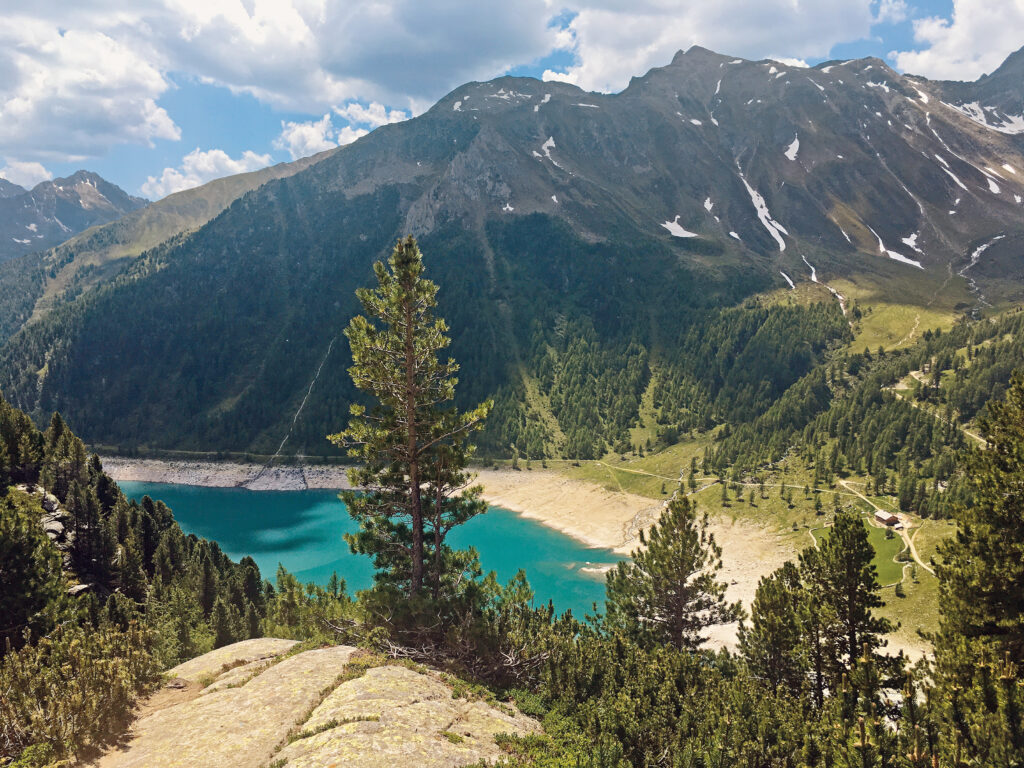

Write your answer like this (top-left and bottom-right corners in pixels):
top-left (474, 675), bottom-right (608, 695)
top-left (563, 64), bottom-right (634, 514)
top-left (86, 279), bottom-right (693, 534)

top-left (404, 292), bottom-right (423, 596)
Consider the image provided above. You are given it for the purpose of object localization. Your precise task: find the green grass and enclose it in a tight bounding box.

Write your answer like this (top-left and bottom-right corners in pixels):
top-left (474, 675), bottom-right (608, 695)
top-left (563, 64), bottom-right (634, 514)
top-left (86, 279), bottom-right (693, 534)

top-left (912, 519), bottom-right (957, 568)
top-left (552, 433), bottom-right (715, 500)
top-left (551, 439), bottom-right (947, 653)
top-left (878, 565), bottom-right (940, 653)
top-left (827, 267), bottom-right (968, 353)
top-left (810, 519), bottom-right (904, 585)
top-left (867, 525), bottom-right (906, 585)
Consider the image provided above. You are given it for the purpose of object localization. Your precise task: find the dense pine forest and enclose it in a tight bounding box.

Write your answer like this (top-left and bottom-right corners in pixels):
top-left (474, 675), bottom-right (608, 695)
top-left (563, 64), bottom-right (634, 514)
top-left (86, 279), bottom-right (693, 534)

top-left (4, 240), bottom-right (1024, 767)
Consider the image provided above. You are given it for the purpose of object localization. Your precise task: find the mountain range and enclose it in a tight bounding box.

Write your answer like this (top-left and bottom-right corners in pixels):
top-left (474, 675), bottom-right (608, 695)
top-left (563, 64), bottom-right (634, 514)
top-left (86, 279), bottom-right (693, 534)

top-left (0, 171), bottom-right (147, 263)
top-left (0, 45), bottom-right (1022, 458)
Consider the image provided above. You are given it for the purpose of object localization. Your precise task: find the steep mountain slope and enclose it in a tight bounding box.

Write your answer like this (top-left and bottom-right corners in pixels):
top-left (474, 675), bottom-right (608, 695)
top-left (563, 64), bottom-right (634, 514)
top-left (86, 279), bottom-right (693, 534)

top-left (0, 151), bottom-right (332, 346)
top-left (934, 45), bottom-right (1024, 140)
top-left (0, 171), bottom-right (147, 262)
top-left (1, 46), bottom-right (1022, 458)
top-left (0, 178), bottom-right (26, 198)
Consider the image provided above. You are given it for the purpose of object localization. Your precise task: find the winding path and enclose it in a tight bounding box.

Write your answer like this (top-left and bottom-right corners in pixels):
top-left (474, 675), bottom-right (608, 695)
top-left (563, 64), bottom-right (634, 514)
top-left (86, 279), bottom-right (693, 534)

top-left (838, 479), bottom-right (935, 575)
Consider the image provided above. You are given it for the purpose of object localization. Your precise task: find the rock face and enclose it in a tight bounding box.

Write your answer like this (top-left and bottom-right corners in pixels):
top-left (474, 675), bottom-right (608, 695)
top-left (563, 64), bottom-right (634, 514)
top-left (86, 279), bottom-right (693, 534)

top-left (92, 640), bottom-right (538, 768)
top-left (276, 665), bottom-right (539, 768)
top-left (0, 171), bottom-right (147, 263)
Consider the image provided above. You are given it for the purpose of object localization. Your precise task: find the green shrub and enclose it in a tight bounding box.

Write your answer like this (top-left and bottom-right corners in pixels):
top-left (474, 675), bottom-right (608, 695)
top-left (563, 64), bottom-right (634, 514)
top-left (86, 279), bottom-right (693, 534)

top-left (0, 620), bottom-right (159, 761)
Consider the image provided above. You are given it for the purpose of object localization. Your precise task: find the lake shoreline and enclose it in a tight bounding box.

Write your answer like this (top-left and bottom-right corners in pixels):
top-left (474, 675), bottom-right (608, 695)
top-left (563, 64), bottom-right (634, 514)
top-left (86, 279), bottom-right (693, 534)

top-left (105, 457), bottom-right (925, 656)
top-left (101, 456), bottom-right (355, 492)
top-left (99, 456), bottom-right (651, 553)
top-left (102, 456), bottom-right (799, 653)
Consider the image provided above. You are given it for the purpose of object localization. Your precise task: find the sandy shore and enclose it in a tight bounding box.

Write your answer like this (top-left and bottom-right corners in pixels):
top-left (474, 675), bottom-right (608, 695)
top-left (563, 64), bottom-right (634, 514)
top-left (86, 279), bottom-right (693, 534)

top-left (103, 458), bottom-right (797, 648)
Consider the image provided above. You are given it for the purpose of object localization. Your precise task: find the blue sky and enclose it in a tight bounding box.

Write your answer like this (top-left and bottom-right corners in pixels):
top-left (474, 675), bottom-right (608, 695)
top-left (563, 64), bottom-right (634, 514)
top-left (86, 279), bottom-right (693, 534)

top-left (0, 0), bottom-right (1018, 198)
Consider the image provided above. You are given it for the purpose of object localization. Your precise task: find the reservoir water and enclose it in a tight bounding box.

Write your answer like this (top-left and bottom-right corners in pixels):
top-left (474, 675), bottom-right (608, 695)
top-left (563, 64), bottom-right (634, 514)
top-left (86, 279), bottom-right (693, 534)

top-left (119, 482), bottom-right (624, 619)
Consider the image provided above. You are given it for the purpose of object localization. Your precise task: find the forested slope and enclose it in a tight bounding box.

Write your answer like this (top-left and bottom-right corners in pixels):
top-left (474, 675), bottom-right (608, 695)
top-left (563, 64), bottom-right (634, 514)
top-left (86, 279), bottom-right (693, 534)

top-left (1, 45), bottom-right (1022, 458)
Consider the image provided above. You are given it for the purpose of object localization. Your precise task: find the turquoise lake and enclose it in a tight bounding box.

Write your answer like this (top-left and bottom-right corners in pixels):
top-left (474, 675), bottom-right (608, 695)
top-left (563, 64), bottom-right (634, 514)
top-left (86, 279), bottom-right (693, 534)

top-left (119, 482), bottom-right (624, 618)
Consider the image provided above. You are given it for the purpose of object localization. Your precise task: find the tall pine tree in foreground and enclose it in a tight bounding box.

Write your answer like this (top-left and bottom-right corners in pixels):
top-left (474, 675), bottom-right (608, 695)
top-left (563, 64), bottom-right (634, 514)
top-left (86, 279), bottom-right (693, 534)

top-left (604, 493), bottom-right (741, 651)
top-left (330, 236), bottom-right (490, 598)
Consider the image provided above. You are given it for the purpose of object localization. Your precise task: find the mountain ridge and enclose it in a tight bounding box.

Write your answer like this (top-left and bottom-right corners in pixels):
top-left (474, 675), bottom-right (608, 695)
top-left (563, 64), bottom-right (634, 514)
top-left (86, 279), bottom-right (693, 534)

top-left (1, 45), bottom-right (1022, 458)
top-left (0, 170), bottom-right (147, 262)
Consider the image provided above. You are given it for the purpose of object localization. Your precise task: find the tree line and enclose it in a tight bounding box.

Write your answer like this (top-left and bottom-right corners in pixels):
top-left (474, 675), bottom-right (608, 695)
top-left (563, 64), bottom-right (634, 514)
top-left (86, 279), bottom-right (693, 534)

top-left (5, 239), bottom-right (1024, 766)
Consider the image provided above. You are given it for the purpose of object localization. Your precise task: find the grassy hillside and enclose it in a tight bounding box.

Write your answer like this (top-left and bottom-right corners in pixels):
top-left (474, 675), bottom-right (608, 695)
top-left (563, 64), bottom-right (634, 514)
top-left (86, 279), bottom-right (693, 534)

top-left (0, 150), bottom-right (331, 347)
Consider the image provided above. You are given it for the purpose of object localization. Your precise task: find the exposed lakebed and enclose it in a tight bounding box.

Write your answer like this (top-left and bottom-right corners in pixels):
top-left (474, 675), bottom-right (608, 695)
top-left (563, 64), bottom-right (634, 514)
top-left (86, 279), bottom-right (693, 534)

top-left (120, 482), bottom-right (625, 618)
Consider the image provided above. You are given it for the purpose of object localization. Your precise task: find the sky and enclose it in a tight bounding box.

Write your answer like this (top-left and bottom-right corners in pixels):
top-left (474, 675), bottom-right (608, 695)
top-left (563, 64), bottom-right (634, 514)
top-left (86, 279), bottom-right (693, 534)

top-left (0, 0), bottom-right (1020, 198)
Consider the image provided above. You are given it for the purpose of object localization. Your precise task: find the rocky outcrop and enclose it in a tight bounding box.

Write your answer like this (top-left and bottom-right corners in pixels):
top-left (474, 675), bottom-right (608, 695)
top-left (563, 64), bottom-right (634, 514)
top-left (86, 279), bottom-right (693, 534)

top-left (89, 640), bottom-right (538, 768)
top-left (276, 665), bottom-right (538, 768)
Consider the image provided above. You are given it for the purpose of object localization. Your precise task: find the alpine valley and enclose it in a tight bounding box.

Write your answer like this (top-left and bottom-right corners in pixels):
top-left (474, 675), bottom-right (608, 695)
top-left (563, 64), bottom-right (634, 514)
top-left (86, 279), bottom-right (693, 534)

top-left (1, 45), bottom-right (1023, 460)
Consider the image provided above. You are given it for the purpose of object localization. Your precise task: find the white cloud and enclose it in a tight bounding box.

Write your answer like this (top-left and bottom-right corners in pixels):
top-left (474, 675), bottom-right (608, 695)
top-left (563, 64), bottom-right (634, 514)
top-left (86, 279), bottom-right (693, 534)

top-left (334, 102), bottom-right (409, 129)
top-left (273, 114), bottom-right (371, 160)
top-left (152, 0), bottom-right (558, 111)
top-left (336, 126), bottom-right (371, 145)
top-left (0, 17), bottom-right (179, 163)
top-left (274, 115), bottom-right (339, 160)
top-left (0, 159), bottom-right (52, 189)
top-left (141, 147), bottom-right (271, 199)
top-left (771, 57), bottom-right (810, 68)
top-left (891, 0), bottom-right (1024, 79)
top-left (542, 1), bottom-right (877, 93)
top-left (0, 1), bottom-right (553, 166)
top-left (873, 0), bottom-right (909, 25)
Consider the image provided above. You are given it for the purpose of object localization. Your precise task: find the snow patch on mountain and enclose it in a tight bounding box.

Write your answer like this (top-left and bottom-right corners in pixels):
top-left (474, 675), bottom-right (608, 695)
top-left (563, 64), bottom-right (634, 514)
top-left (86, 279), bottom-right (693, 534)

top-left (801, 255), bottom-right (818, 282)
top-left (901, 232), bottom-right (923, 254)
top-left (738, 170), bottom-right (788, 251)
top-left (944, 101), bottom-right (1024, 135)
top-left (661, 215), bottom-right (698, 238)
top-left (538, 137), bottom-right (564, 169)
top-left (784, 135), bottom-right (800, 161)
top-left (780, 271), bottom-right (795, 289)
top-left (867, 224), bottom-right (923, 268)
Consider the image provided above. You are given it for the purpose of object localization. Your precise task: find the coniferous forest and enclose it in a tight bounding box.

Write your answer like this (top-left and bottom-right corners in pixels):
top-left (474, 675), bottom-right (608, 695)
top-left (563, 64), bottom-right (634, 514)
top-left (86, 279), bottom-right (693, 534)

top-left (3, 240), bottom-right (1024, 767)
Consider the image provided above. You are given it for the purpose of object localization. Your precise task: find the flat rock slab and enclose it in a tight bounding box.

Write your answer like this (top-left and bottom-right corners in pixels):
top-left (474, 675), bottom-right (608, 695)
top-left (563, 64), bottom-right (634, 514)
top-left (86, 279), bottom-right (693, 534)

top-left (166, 638), bottom-right (298, 684)
top-left (276, 665), bottom-right (540, 767)
top-left (97, 644), bottom-right (356, 768)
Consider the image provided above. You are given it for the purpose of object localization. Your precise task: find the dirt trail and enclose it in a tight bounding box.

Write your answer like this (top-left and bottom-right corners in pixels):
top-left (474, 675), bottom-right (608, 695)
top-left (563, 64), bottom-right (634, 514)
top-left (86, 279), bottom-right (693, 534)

top-left (838, 480), bottom-right (935, 576)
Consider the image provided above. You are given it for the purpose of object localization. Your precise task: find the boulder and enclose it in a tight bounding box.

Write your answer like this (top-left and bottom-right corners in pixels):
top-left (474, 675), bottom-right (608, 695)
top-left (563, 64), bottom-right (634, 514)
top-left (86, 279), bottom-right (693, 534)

top-left (90, 640), bottom-right (539, 768)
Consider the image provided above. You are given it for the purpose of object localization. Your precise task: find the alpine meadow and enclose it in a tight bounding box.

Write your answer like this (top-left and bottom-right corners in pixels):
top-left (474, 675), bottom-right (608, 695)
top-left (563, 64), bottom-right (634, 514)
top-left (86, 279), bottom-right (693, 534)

top-left (3, 7), bottom-right (1024, 768)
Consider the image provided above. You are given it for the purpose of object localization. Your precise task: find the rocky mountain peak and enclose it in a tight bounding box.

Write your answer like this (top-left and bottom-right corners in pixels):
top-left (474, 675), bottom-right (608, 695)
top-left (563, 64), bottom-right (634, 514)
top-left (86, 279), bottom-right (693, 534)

top-left (0, 170), bottom-right (147, 262)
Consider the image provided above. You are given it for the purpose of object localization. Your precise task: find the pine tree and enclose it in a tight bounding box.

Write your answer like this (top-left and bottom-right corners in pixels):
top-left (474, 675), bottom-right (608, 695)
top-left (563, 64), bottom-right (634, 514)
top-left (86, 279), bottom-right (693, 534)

top-left (330, 236), bottom-right (490, 597)
top-left (211, 598), bottom-right (235, 649)
top-left (116, 535), bottom-right (148, 603)
top-left (195, 549), bottom-right (217, 617)
top-left (937, 370), bottom-right (1024, 663)
top-left (0, 494), bottom-right (64, 652)
top-left (605, 494), bottom-right (741, 651)
top-left (800, 511), bottom-right (893, 682)
top-left (739, 561), bottom-right (807, 694)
